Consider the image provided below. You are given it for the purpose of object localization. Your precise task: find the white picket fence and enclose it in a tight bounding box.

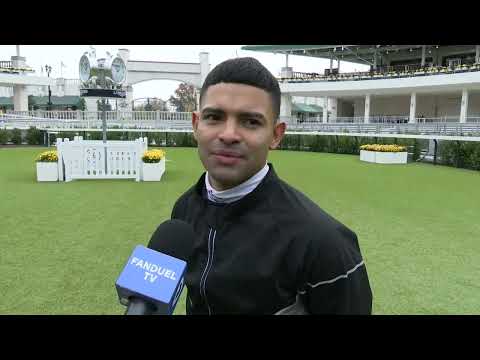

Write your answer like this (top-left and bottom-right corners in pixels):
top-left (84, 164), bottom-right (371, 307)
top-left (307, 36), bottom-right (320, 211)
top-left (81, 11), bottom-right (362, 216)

top-left (56, 137), bottom-right (148, 182)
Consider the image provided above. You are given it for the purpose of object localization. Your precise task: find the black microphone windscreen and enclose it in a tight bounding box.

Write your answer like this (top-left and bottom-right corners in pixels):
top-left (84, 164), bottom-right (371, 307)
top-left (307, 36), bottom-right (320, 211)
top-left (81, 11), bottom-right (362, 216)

top-left (147, 219), bottom-right (195, 261)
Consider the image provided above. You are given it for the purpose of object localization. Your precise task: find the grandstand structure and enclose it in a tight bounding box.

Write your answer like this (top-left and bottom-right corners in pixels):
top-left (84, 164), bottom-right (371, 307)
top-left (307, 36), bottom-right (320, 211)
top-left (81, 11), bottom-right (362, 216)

top-left (2, 45), bottom-right (480, 145)
top-left (242, 45), bottom-right (480, 125)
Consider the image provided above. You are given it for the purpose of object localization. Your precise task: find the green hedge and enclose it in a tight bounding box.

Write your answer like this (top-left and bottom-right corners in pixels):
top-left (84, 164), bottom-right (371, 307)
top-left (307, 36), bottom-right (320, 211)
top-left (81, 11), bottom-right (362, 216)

top-left (0, 129), bottom-right (9, 144)
top-left (11, 128), bottom-right (22, 145)
top-left (277, 134), bottom-right (424, 156)
top-left (68, 132), bottom-right (198, 148)
top-left (26, 127), bottom-right (43, 145)
top-left (3, 128), bottom-right (480, 171)
top-left (439, 140), bottom-right (480, 171)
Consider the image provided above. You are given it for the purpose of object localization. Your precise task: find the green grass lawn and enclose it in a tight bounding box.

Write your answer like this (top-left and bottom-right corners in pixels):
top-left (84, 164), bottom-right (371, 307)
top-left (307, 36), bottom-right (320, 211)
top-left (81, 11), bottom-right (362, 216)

top-left (1, 147), bottom-right (479, 314)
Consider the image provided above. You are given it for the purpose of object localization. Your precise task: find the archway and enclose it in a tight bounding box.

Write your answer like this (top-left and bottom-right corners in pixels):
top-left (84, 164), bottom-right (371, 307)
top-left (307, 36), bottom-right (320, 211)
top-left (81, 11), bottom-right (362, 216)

top-left (131, 79), bottom-right (199, 112)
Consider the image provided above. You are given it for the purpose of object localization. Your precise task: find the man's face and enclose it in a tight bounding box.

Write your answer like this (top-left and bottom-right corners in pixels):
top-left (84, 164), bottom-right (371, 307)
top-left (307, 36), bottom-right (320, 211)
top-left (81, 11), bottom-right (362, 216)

top-left (193, 83), bottom-right (285, 191)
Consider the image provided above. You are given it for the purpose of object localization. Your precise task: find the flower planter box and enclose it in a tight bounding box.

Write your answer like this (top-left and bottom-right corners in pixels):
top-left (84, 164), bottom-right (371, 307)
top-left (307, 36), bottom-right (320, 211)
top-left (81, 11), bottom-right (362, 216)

top-left (360, 150), bottom-right (407, 164)
top-left (142, 158), bottom-right (166, 181)
top-left (36, 162), bottom-right (59, 181)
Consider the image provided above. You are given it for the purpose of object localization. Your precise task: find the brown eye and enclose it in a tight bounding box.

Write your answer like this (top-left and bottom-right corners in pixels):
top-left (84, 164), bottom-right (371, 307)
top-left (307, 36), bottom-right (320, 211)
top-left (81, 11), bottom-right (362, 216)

top-left (203, 113), bottom-right (221, 121)
top-left (244, 119), bottom-right (261, 128)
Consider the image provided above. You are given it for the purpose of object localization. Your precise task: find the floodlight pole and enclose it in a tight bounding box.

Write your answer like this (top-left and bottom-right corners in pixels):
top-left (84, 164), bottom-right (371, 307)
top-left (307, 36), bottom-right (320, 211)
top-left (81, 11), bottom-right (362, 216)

top-left (102, 98), bottom-right (107, 143)
top-left (96, 69), bottom-right (108, 174)
top-left (97, 70), bottom-right (108, 144)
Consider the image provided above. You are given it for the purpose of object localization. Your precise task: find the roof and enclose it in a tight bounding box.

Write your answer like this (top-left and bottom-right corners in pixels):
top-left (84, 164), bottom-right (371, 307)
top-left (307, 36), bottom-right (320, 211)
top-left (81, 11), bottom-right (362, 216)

top-left (242, 45), bottom-right (338, 53)
top-left (241, 45), bottom-right (439, 66)
top-left (292, 103), bottom-right (323, 113)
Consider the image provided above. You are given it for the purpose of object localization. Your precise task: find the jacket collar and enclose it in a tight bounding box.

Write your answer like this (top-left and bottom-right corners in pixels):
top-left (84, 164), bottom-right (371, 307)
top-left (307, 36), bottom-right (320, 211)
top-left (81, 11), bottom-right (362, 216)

top-left (193, 163), bottom-right (280, 219)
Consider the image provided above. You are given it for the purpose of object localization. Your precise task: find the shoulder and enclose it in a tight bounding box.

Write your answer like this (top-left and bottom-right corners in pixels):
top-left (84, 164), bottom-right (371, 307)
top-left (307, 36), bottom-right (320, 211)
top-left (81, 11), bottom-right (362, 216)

top-left (172, 172), bottom-right (207, 219)
top-left (271, 178), bottom-right (352, 239)
top-left (269, 178), bottom-right (362, 272)
top-left (171, 185), bottom-right (197, 220)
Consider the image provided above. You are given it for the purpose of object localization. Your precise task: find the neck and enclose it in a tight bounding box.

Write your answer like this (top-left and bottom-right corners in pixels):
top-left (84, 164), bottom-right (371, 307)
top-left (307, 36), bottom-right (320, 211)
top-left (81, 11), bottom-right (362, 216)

top-left (205, 164), bottom-right (270, 204)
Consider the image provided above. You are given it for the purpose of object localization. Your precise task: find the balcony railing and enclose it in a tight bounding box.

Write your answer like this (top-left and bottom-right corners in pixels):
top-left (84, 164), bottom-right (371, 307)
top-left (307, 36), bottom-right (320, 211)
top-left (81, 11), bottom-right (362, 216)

top-left (279, 63), bottom-right (480, 83)
top-left (0, 61), bottom-right (12, 69)
top-left (0, 60), bottom-right (34, 74)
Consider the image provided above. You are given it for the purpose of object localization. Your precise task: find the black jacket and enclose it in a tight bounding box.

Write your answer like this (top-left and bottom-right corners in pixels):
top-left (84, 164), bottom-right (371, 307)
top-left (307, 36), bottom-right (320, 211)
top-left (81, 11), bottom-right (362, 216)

top-left (171, 164), bottom-right (372, 314)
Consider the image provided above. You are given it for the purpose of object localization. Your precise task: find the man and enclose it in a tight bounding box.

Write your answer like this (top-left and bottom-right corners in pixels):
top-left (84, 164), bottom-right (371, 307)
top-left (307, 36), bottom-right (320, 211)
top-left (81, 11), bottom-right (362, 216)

top-left (171, 57), bottom-right (372, 314)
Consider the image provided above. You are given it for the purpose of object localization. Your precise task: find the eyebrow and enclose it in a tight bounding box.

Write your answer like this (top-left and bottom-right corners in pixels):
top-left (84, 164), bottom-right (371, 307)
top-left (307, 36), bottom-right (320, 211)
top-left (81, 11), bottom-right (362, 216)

top-left (201, 107), bottom-right (266, 121)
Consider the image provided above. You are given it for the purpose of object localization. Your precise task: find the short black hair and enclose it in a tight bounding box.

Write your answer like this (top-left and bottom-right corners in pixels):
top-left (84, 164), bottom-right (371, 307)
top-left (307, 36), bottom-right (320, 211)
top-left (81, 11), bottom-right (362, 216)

top-left (199, 57), bottom-right (281, 120)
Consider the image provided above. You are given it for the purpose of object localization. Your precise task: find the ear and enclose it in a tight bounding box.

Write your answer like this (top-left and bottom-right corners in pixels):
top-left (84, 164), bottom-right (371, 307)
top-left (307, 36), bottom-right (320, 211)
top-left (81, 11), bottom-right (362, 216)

top-left (269, 121), bottom-right (286, 150)
top-left (192, 111), bottom-right (200, 140)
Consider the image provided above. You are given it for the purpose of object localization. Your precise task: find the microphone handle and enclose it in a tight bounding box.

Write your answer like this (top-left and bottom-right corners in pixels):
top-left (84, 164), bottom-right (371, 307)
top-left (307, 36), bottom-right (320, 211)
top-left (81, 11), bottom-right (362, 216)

top-left (125, 297), bottom-right (156, 315)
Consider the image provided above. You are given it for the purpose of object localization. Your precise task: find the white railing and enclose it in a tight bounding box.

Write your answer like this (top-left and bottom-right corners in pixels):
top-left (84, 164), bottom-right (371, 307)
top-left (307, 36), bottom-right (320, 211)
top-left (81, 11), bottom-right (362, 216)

top-left (332, 116), bottom-right (365, 123)
top-left (6, 110), bottom-right (192, 122)
top-left (57, 136), bottom-right (148, 182)
top-left (416, 116), bottom-right (460, 123)
top-left (2, 112), bottom-right (480, 137)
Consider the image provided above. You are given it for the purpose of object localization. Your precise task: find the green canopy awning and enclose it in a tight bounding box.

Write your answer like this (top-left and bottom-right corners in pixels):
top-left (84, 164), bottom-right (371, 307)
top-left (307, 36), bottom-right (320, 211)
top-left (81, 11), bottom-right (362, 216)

top-left (292, 103), bottom-right (323, 113)
top-left (308, 104), bottom-right (324, 113)
top-left (32, 96), bottom-right (81, 106)
top-left (0, 97), bottom-right (13, 105)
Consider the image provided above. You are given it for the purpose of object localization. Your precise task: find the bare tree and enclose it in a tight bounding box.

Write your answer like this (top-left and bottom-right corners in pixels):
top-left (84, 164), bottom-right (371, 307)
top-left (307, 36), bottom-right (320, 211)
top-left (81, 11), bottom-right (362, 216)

top-left (169, 83), bottom-right (197, 112)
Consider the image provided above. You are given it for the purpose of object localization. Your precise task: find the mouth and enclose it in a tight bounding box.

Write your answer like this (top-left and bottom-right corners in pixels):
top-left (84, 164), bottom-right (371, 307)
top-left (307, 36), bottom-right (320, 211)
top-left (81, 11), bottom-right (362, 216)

top-left (211, 150), bottom-right (244, 165)
top-left (212, 150), bottom-right (243, 158)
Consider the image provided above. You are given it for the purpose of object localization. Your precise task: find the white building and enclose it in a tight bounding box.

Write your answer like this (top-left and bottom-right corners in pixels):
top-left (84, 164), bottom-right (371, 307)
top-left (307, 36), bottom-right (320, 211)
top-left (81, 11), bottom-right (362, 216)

top-left (243, 45), bottom-right (480, 124)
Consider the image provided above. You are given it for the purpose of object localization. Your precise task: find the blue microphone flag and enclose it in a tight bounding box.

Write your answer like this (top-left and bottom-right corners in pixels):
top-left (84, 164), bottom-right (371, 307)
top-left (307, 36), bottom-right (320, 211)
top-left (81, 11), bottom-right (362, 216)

top-left (115, 245), bottom-right (187, 315)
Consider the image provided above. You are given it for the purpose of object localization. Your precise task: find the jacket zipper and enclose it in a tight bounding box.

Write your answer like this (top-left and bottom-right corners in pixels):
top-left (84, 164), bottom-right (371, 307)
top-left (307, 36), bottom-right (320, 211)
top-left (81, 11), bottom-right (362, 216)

top-left (199, 227), bottom-right (216, 315)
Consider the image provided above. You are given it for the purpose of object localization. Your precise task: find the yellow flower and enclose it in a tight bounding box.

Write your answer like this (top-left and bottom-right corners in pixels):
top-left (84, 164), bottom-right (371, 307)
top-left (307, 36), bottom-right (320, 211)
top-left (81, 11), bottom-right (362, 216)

top-left (36, 150), bottom-right (58, 162)
top-left (142, 149), bottom-right (166, 163)
top-left (360, 144), bottom-right (406, 152)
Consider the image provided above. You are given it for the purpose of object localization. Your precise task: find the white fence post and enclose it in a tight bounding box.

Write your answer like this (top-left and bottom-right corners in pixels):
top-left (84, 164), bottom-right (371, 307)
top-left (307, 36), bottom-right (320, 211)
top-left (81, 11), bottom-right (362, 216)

top-left (63, 138), bottom-right (72, 182)
top-left (135, 137), bottom-right (146, 182)
top-left (57, 138), bottom-right (64, 182)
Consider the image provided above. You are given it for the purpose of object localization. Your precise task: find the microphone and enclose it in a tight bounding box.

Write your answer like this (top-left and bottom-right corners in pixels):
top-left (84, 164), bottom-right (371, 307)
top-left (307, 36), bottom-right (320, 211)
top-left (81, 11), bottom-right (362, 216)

top-left (115, 219), bottom-right (195, 315)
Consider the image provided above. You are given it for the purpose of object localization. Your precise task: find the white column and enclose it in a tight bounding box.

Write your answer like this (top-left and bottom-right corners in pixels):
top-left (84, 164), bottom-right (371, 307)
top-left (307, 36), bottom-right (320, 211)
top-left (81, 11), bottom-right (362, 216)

top-left (199, 52), bottom-right (210, 87)
top-left (13, 85), bottom-right (28, 111)
top-left (329, 97), bottom-right (337, 121)
top-left (421, 45), bottom-right (426, 66)
top-left (409, 92), bottom-right (417, 123)
top-left (11, 55), bottom-right (26, 69)
top-left (322, 97), bottom-right (328, 123)
top-left (330, 53), bottom-right (333, 71)
top-left (196, 88), bottom-right (201, 111)
top-left (373, 50), bottom-right (377, 70)
top-left (476, 46), bottom-right (480, 63)
top-left (337, 59), bottom-right (341, 72)
top-left (460, 89), bottom-right (469, 123)
top-left (364, 94), bottom-right (370, 123)
top-left (280, 66), bottom-right (293, 78)
top-left (280, 94), bottom-right (292, 119)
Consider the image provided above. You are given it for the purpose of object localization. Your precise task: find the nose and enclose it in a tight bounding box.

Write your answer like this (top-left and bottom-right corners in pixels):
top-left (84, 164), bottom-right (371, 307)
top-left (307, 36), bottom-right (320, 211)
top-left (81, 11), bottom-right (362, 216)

top-left (218, 117), bottom-right (241, 144)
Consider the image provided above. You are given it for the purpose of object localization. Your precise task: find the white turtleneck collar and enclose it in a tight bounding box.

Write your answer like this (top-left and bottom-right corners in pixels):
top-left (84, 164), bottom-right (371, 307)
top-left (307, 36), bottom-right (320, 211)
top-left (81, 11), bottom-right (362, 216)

top-left (205, 163), bottom-right (269, 204)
